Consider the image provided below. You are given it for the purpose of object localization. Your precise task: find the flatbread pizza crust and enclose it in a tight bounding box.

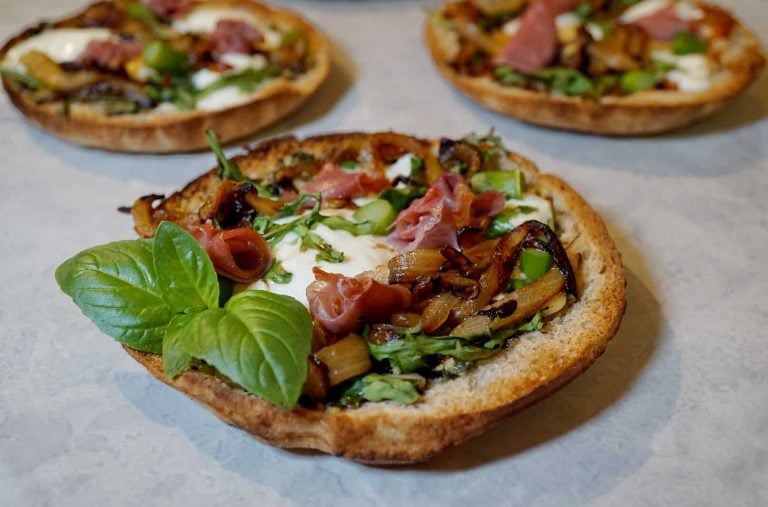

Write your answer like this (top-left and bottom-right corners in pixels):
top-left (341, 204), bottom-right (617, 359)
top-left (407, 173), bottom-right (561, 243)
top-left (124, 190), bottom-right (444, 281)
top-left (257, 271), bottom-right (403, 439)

top-left (127, 132), bottom-right (626, 464)
top-left (0, 0), bottom-right (330, 152)
top-left (425, 3), bottom-right (765, 136)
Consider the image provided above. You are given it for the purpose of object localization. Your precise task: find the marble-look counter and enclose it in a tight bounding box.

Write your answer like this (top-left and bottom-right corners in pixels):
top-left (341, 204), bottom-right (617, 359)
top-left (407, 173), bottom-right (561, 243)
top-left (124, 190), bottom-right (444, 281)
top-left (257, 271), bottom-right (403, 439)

top-left (0, 1), bottom-right (766, 505)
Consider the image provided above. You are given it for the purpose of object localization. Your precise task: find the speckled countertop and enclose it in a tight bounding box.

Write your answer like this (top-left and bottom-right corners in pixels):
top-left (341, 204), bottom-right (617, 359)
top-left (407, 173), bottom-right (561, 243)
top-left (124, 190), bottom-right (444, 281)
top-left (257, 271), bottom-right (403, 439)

top-left (1, 1), bottom-right (766, 505)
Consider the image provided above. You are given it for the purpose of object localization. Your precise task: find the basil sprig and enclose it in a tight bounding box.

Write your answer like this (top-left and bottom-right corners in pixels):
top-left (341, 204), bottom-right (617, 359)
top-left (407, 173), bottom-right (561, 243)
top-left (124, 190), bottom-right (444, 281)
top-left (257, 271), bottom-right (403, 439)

top-left (56, 221), bottom-right (312, 408)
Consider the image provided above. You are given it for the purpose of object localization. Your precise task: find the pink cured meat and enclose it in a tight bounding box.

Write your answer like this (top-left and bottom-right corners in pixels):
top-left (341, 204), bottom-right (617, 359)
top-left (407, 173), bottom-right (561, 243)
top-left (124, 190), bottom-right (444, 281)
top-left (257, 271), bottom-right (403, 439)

top-left (304, 163), bottom-right (390, 200)
top-left (628, 4), bottom-right (691, 40)
top-left (306, 268), bottom-right (412, 335)
top-left (496, 0), bottom-right (583, 73)
top-left (388, 173), bottom-right (474, 252)
top-left (75, 40), bottom-right (141, 71)
top-left (209, 20), bottom-right (263, 54)
top-left (142, 0), bottom-right (191, 19)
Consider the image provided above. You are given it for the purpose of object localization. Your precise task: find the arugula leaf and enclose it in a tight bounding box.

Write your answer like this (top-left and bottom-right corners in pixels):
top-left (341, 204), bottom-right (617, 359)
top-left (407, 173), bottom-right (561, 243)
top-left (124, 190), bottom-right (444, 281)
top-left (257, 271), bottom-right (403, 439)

top-left (265, 259), bottom-right (293, 284)
top-left (368, 332), bottom-right (497, 374)
top-left (178, 291), bottom-right (313, 408)
top-left (197, 67), bottom-right (282, 99)
top-left (153, 221), bottom-right (219, 313)
top-left (55, 240), bottom-right (172, 353)
top-left (162, 313), bottom-right (194, 378)
top-left (206, 129), bottom-right (247, 182)
top-left (297, 224), bottom-right (344, 263)
top-left (321, 215), bottom-right (377, 236)
top-left (0, 69), bottom-right (45, 90)
top-left (340, 374), bottom-right (424, 406)
top-left (378, 186), bottom-right (426, 212)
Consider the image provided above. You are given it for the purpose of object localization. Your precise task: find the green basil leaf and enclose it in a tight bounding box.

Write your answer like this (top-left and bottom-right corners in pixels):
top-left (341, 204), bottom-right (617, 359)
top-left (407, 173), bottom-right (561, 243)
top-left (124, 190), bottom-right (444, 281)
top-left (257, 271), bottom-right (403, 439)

top-left (340, 373), bottom-right (424, 406)
top-left (153, 221), bottom-right (219, 313)
top-left (163, 313), bottom-right (195, 378)
top-left (179, 291), bottom-right (313, 408)
top-left (55, 240), bottom-right (172, 353)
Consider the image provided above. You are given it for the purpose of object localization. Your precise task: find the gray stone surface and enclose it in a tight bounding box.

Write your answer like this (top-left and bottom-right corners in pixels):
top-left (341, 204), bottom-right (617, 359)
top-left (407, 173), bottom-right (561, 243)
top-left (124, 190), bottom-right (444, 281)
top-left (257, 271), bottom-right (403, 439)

top-left (0, 1), bottom-right (766, 505)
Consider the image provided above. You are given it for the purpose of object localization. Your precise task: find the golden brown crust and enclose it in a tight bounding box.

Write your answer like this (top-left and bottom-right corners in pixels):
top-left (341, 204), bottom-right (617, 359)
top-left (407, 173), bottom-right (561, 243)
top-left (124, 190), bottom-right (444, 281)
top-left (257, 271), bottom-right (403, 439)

top-left (425, 3), bottom-right (766, 135)
top-left (126, 131), bottom-right (626, 464)
top-left (0, 0), bottom-right (330, 152)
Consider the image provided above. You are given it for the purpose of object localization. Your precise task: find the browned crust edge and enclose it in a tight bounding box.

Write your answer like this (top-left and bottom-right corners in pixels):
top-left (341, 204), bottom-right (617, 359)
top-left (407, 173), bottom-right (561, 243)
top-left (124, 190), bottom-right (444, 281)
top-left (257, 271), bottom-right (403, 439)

top-left (424, 3), bottom-right (766, 136)
top-left (0, 0), bottom-right (331, 153)
top-left (124, 131), bottom-right (626, 465)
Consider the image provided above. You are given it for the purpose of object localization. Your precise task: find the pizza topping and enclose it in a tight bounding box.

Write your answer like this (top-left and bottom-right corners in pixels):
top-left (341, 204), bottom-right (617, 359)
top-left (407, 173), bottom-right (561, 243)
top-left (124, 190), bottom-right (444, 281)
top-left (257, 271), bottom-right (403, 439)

top-left (388, 173), bottom-right (474, 251)
top-left (76, 40), bottom-right (142, 72)
top-left (1, 1), bottom-right (314, 114)
top-left (304, 163), bottom-right (390, 200)
top-left (208, 20), bottom-right (263, 55)
top-left (626, 4), bottom-right (690, 41)
top-left (306, 268), bottom-right (412, 335)
top-left (495, 0), bottom-right (582, 73)
top-left (188, 222), bottom-right (272, 283)
top-left (438, 0), bottom-right (733, 97)
top-left (142, 0), bottom-right (192, 20)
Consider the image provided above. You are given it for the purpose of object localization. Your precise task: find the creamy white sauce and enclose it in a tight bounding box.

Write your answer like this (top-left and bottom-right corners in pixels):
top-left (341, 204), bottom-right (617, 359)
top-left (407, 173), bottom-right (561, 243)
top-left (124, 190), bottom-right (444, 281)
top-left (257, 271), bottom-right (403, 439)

top-left (196, 86), bottom-right (255, 111)
top-left (502, 18), bottom-right (521, 36)
top-left (586, 22), bottom-right (607, 41)
top-left (653, 50), bottom-right (712, 92)
top-left (249, 209), bottom-right (395, 306)
top-left (2, 28), bottom-right (115, 71)
top-left (172, 6), bottom-right (283, 49)
top-left (619, 0), bottom-right (671, 24)
top-left (503, 194), bottom-right (555, 229)
top-left (172, 6), bottom-right (259, 33)
top-left (676, 1), bottom-right (704, 21)
top-left (385, 154), bottom-right (415, 182)
top-left (219, 52), bottom-right (267, 71)
top-left (189, 53), bottom-right (271, 111)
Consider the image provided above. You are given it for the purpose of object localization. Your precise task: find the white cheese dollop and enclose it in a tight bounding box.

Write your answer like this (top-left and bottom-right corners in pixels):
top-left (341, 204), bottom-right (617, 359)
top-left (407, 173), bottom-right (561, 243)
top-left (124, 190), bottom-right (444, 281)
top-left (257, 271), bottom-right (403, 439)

top-left (503, 194), bottom-right (555, 229)
top-left (676, 1), bottom-right (705, 21)
top-left (249, 210), bottom-right (395, 306)
top-left (385, 154), bottom-right (416, 182)
top-left (555, 12), bottom-right (582, 44)
top-left (172, 6), bottom-right (259, 33)
top-left (189, 54), bottom-right (271, 111)
top-left (653, 50), bottom-right (713, 92)
top-left (619, 0), bottom-right (671, 24)
top-left (172, 6), bottom-right (283, 49)
top-left (219, 52), bottom-right (267, 71)
top-left (502, 18), bottom-right (521, 37)
top-left (2, 28), bottom-right (115, 71)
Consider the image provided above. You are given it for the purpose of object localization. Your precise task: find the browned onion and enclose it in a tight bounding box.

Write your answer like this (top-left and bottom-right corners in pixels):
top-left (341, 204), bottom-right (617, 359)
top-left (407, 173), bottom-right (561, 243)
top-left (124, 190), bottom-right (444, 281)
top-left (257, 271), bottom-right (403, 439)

top-left (388, 249), bottom-right (446, 284)
top-left (487, 269), bottom-right (566, 331)
top-left (421, 293), bottom-right (459, 333)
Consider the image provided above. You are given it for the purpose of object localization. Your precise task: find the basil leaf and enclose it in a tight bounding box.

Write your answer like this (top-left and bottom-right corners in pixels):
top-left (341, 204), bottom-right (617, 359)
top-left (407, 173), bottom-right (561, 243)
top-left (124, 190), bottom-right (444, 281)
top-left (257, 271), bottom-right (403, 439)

top-left (163, 313), bottom-right (194, 378)
top-left (297, 225), bottom-right (344, 263)
top-left (153, 221), bottom-right (219, 313)
top-left (55, 240), bottom-right (172, 353)
top-left (179, 291), bottom-right (313, 408)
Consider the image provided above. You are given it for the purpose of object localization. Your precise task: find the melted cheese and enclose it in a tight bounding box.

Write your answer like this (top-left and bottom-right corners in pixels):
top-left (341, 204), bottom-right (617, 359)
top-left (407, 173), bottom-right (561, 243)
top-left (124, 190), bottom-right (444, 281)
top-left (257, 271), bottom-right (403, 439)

top-left (385, 154), bottom-right (415, 182)
top-left (653, 50), bottom-right (713, 92)
top-left (172, 6), bottom-right (283, 48)
top-left (504, 194), bottom-right (555, 229)
top-left (248, 210), bottom-right (395, 306)
top-left (619, 0), bottom-right (671, 24)
top-left (2, 28), bottom-right (115, 71)
top-left (189, 54), bottom-right (270, 111)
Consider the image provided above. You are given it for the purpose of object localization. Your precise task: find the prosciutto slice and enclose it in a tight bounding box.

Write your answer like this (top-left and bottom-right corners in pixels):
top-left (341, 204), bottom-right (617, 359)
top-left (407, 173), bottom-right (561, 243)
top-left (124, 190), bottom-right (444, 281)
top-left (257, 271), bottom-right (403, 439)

top-left (209, 20), bottom-right (263, 55)
top-left (304, 163), bottom-right (390, 200)
top-left (388, 173), bottom-right (474, 252)
top-left (495, 0), bottom-right (582, 73)
top-left (142, 0), bottom-right (191, 19)
top-left (628, 5), bottom-right (690, 40)
top-left (76, 40), bottom-right (141, 71)
top-left (306, 268), bottom-right (412, 335)
top-left (188, 223), bottom-right (272, 283)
